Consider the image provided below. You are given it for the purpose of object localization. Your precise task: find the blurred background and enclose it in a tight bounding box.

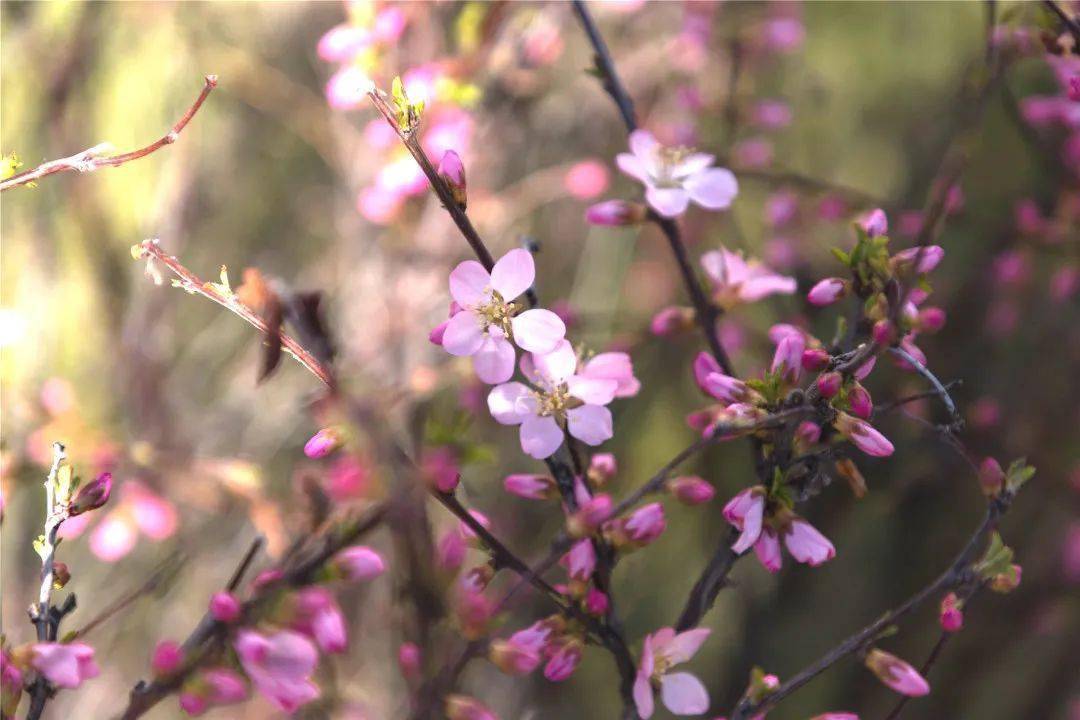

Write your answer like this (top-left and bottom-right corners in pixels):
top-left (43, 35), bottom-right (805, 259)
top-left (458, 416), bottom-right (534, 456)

top-left (1, 1), bottom-right (1078, 718)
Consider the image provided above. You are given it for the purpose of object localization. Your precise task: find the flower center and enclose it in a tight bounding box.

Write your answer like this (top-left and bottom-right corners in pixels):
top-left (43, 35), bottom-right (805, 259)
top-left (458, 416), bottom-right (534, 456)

top-left (535, 384), bottom-right (572, 418)
top-left (650, 145), bottom-right (695, 187)
top-left (475, 290), bottom-right (517, 336)
top-left (652, 654), bottom-right (673, 681)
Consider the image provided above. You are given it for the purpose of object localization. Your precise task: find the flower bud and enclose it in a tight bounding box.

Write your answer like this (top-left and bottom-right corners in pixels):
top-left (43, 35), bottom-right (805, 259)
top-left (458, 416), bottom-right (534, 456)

top-left (939, 592), bottom-right (963, 632)
top-left (891, 245), bottom-right (945, 274)
top-left (333, 546), bottom-right (386, 581)
top-left (503, 473), bottom-right (555, 500)
top-left (667, 475), bottom-right (715, 505)
top-left (794, 421), bottom-right (822, 450)
top-left (650, 306), bottom-right (695, 337)
top-left (864, 648), bottom-right (930, 697)
top-left (446, 694), bottom-right (497, 720)
top-left (860, 208), bottom-right (889, 237)
top-left (801, 348), bottom-right (830, 372)
top-left (543, 640), bottom-right (582, 682)
top-left (989, 563), bottom-right (1021, 593)
top-left (68, 472), bottom-right (112, 516)
top-left (567, 494), bottom-right (613, 537)
top-left (438, 150), bottom-right (467, 211)
top-left (807, 278), bottom-right (847, 306)
top-left (303, 428), bottom-right (342, 459)
top-left (848, 384), bottom-right (873, 419)
top-left (51, 562), bottom-right (71, 590)
top-left (151, 640), bottom-right (184, 677)
top-left (917, 307), bottom-right (946, 333)
top-left (398, 642), bottom-right (422, 680)
top-left (585, 200), bottom-right (646, 227)
top-left (584, 588), bottom-right (609, 616)
top-left (817, 372), bottom-right (842, 399)
top-left (209, 592), bottom-right (242, 623)
top-left (872, 320), bottom-right (896, 345)
top-left (622, 502), bottom-right (666, 546)
top-left (587, 453), bottom-right (617, 486)
top-left (488, 639), bottom-right (540, 676)
top-left (978, 457), bottom-right (1005, 497)
top-left (179, 692), bottom-right (207, 716)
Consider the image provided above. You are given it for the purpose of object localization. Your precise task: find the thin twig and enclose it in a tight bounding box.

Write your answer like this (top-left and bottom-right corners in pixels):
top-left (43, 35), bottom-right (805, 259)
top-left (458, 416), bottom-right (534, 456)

top-left (69, 552), bottom-right (185, 640)
top-left (873, 381), bottom-right (961, 417)
top-left (887, 347), bottom-right (961, 427)
top-left (0, 75), bottom-right (217, 192)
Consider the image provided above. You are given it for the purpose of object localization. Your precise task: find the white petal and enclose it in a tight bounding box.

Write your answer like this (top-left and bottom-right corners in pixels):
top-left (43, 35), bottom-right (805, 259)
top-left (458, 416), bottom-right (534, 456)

top-left (448, 260), bottom-right (491, 307)
top-left (672, 153), bottom-right (715, 179)
top-left (472, 335), bottom-right (516, 384)
top-left (566, 375), bottom-right (618, 406)
top-left (685, 168), bottom-right (738, 210)
top-left (660, 672), bottom-right (710, 715)
top-left (566, 405), bottom-right (613, 446)
top-left (441, 310), bottom-right (485, 356)
top-left (646, 187), bottom-right (690, 217)
top-left (531, 339), bottom-right (577, 383)
top-left (490, 248), bottom-right (535, 301)
top-left (487, 382), bottom-right (533, 425)
top-left (520, 415), bottom-right (564, 459)
top-left (512, 309), bottom-right (566, 354)
top-left (629, 129), bottom-right (660, 158)
top-left (616, 153), bottom-right (650, 184)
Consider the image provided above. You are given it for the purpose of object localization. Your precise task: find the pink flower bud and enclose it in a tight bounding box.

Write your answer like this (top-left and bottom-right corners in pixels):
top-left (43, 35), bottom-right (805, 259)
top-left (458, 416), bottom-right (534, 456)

top-left (650, 306), bottom-right (694, 337)
top-left (917, 307), bottom-right (946, 333)
top-left (848, 384), bottom-right (873, 419)
top-left (587, 453), bottom-right (617, 485)
top-left (864, 648), bottom-right (930, 697)
top-left (438, 150), bottom-right (467, 210)
top-left (978, 457), bottom-right (1005, 497)
top-left (807, 278), bottom-right (847, 306)
top-left (1070, 76), bottom-right (1080, 102)
top-left (794, 421), bottom-right (822, 448)
top-left (585, 200), bottom-right (646, 227)
top-left (303, 428), bottom-right (341, 459)
top-left (692, 351), bottom-right (722, 394)
top-left (835, 413), bottom-right (894, 457)
top-left (703, 371), bottom-right (752, 404)
top-left (503, 473), bottom-right (555, 500)
top-left (568, 494), bottom-right (613, 536)
top-left (860, 208), bottom-right (889, 237)
top-left (872, 320), bottom-right (896, 345)
top-left (179, 692), bottom-right (207, 716)
top-left (209, 592), bottom-right (242, 623)
top-left (398, 642), bottom-right (422, 679)
top-left (623, 502), bottom-right (666, 545)
top-left (488, 639), bottom-right (540, 676)
top-left (333, 546), bottom-right (386, 581)
top-left (200, 668), bottom-right (248, 706)
top-left (446, 695), bottom-right (498, 720)
top-left (421, 446), bottom-right (460, 493)
top-left (939, 592), bottom-right (964, 632)
top-left (151, 640), bottom-right (184, 677)
top-left (892, 245), bottom-right (945, 274)
top-left (68, 472), bottom-right (112, 516)
top-left (771, 333), bottom-right (805, 383)
top-left (817, 372), bottom-right (842, 399)
top-left (561, 539), bottom-right (597, 581)
top-left (454, 587), bottom-right (494, 640)
top-left (667, 475), bottom-right (715, 505)
top-left (543, 641), bottom-right (582, 682)
top-left (801, 348), bottom-right (830, 372)
top-left (585, 588), bottom-right (610, 616)
top-left (989, 563), bottom-right (1021, 593)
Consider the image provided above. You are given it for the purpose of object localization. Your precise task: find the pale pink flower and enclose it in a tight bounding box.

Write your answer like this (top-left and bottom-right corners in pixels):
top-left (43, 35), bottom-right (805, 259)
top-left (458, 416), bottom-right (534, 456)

top-left (89, 512), bottom-right (137, 562)
top-left (579, 352), bottom-right (641, 397)
top-left (701, 246), bottom-right (797, 307)
top-left (316, 25), bottom-right (371, 63)
top-left (333, 545), bottom-right (386, 581)
top-left (623, 502), bottom-right (666, 545)
top-left (127, 482), bottom-right (178, 541)
top-left (30, 642), bottom-right (99, 689)
top-left (357, 185), bottom-right (404, 224)
top-left (771, 331), bottom-right (805, 383)
top-left (617, 129), bottom-right (738, 217)
top-left (488, 340), bottom-right (616, 459)
top-left (586, 199), bottom-right (646, 227)
top-left (891, 245), bottom-right (945, 274)
top-left (860, 208), bottom-right (889, 237)
top-left (702, 371), bottom-right (754, 405)
top-left (325, 65), bottom-right (373, 111)
top-left (692, 351), bottom-right (723, 395)
top-left (443, 249), bottom-right (566, 383)
top-left (754, 527), bottom-right (783, 573)
top-left (865, 649), bottom-right (930, 697)
top-left (723, 487), bottom-right (765, 554)
top-left (784, 519), bottom-right (836, 566)
top-left (807, 278), bottom-right (848, 306)
top-left (292, 587), bottom-right (348, 654)
top-left (835, 413), bottom-right (894, 457)
top-left (633, 628), bottom-right (711, 718)
top-left (234, 629), bottom-right (320, 713)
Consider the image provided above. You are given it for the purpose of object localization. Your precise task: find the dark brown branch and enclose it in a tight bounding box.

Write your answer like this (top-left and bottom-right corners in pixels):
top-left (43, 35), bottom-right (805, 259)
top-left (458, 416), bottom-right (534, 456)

top-left (0, 75), bottom-right (216, 192)
top-left (571, 0), bottom-right (638, 131)
top-left (1044, 0), bottom-right (1080, 43)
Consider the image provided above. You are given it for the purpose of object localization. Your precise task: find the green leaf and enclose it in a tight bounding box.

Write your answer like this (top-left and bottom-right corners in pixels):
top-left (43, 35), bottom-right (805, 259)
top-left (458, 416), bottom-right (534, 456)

top-left (830, 247), bottom-right (851, 266)
top-left (32, 535), bottom-right (48, 561)
top-left (976, 532), bottom-right (1015, 579)
top-left (1005, 458), bottom-right (1035, 493)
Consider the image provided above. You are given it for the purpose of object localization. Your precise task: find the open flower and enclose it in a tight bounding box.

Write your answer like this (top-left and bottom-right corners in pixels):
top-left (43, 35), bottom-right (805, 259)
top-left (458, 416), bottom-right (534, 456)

top-left (30, 642), bottom-right (99, 689)
top-left (633, 627), bottom-right (711, 718)
top-left (617, 129), bottom-right (738, 217)
top-left (701, 246), bottom-right (796, 308)
top-left (441, 249), bottom-right (566, 383)
top-left (723, 489), bottom-right (836, 572)
top-left (291, 588), bottom-right (348, 654)
top-left (488, 340), bottom-right (617, 459)
top-left (234, 630), bottom-right (320, 713)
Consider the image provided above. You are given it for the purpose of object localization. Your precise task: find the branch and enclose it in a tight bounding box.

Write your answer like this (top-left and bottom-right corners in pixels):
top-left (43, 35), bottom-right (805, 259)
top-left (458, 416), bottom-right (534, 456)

top-left (571, 0), bottom-right (638, 131)
top-left (0, 75), bottom-right (217, 192)
top-left (873, 381), bottom-right (962, 416)
top-left (1044, 0), bottom-right (1080, 43)
top-left (887, 347), bottom-right (961, 428)
top-left (730, 495), bottom-right (1011, 720)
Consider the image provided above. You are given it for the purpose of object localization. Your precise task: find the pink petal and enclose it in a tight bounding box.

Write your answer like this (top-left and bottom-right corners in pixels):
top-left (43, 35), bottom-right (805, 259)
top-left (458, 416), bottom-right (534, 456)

top-left (739, 274), bottom-right (798, 301)
top-left (685, 168), bottom-right (738, 210)
top-left (490, 248), bottom-right (535, 301)
top-left (664, 628), bottom-right (711, 664)
top-left (566, 375), bottom-right (618, 406)
top-left (784, 519), bottom-right (836, 566)
top-left (511, 309), bottom-right (566, 353)
top-left (90, 513), bottom-right (137, 562)
top-left (629, 129), bottom-right (660, 158)
top-left (660, 672), bottom-right (710, 715)
top-left (472, 335), bottom-right (516, 384)
top-left (487, 382), bottom-right (534, 425)
top-left (531, 339), bottom-right (578, 383)
top-left (634, 673), bottom-right (656, 719)
top-left (520, 415), bottom-right (564, 459)
top-left (442, 310), bottom-right (485, 356)
top-left (583, 352), bottom-right (641, 397)
top-left (566, 405), bottom-right (613, 446)
top-left (616, 153), bottom-right (650, 183)
top-left (673, 153), bottom-right (715, 179)
top-left (646, 187), bottom-right (691, 217)
top-left (731, 493), bottom-right (764, 554)
top-left (448, 260), bottom-right (491, 307)
top-left (754, 529), bottom-right (783, 573)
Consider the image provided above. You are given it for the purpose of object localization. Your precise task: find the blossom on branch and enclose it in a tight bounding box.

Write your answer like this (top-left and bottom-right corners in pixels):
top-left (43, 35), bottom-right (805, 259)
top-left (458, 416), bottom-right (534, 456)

top-left (616, 129), bottom-right (738, 217)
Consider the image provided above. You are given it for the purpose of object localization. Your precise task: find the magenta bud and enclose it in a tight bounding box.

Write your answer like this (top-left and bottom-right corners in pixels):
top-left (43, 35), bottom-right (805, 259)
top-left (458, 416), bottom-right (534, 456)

top-left (333, 545), bottom-right (386, 581)
top-left (151, 640), bottom-right (184, 677)
top-left (568, 494), bottom-right (613, 536)
top-left (1070, 76), bottom-right (1080, 102)
top-left (801, 348), bottom-right (830, 372)
top-left (584, 588), bottom-right (610, 616)
top-left (848, 384), bottom-right (873, 419)
top-left (304, 428), bottom-right (342, 459)
top-left (917, 307), bottom-right (946, 333)
top-left (587, 453), bottom-right (617, 485)
top-left (585, 200), bottom-right (646, 227)
top-left (872, 320), bottom-right (895, 345)
top-left (939, 592), bottom-right (963, 632)
top-left (438, 150), bottom-right (467, 210)
top-left (978, 457), bottom-right (1005, 497)
top-left (398, 642), bottom-right (422, 679)
top-left (178, 692), bottom-right (207, 716)
top-left (69, 472), bottom-right (112, 516)
top-left (817, 372), bottom-right (842, 399)
top-left (209, 592), bottom-right (242, 623)
top-left (667, 475), bottom-right (715, 505)
top-left (504, 473), bottom-right (555, 500)
top-left (860, 208), bottom-right (889, 237)
top-left (795, 421), bottom-right (822, 447)
top-left (807, 277), bottom-right (847, 306)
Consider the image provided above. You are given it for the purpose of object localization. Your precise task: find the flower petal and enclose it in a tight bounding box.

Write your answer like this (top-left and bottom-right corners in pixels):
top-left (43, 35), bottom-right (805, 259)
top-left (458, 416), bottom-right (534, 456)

top-left (511, 309), bottom-right (566, 353)
top-left (567, 375), bottom-right (618, 406)
top-left (629, 129), bottom-right (660, 158)
top-left (731, 493), bottom-right (764, 554)
top-left (672, 153), bottom-right (715, 179)
top-left (646, 187), bottom-right (691, 217)
top-left (487, 382), bottom-right (533, 425)
top-left (617, 153), bottom-right (650, 184)
top-left (441, 310), bottom-right (485, 356)
top-left (448, 260), bottom-right (491, 307)
top-left (685, 168), bottom-right (738, 210)
top-left (473, 335), bottom-right (516, 384)
top-left (531, 339), bottom-right (577, 384)
top-left (566, 405), bottom-right (614, 446)
top-left (634, 673), bottom-right (656, 719)
top-left (520, 415), bottom-right (564, 459)
top-left (490, 248), bottom-right (535, 301)
top-left (664, 628), bottom-right (711, 665)
top-left (660, 672), bottom-right (710, 715)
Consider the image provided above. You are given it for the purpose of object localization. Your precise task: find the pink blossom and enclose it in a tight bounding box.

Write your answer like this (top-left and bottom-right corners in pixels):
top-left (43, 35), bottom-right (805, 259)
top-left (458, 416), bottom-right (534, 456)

top-left (860, 208), bottom-right (889, 237)
top-left (304, 428), bottom-right (341, 458)
top-left (209, 591), bottom-right (242, 623)
top-left (848, 384), bottom-right (873, 420)
top-left (692, 351), bottom-right (723, 395)
top-left (723, 487), bottom-right (765, 554)
top-left (586, 588), bottom-right (611, 615)
top-left (624, 502), bottom-right (667, 545)
top-left (701, 246), bottom-right (797, 307)
top-left (650, 306), bottom-right (694, 336)
top-left (333, 545), bottom-right (386, 581)
top-left (488, 340), bottom-right (616, 459)
top-left (291, 588), bottom-right (347, 654)
top-left (30, 642), bottom-right (99, 689)
top-left (617, 129), bottom-right (738, 217)
top-left (771, 331), bottom-right (805, 382)
top-left (504, 473), bottom-right (554, 500)
top-left (569, 493), bottom-right (614, 535)
top-left (783, 519), bottom-right (836, 566)
top-left (816, 372), bottom-right (842, 399)
top-left (421, 446), bottom-right (461, 493)
top-left (203, 667), bottom-right (249, 704)
top-left (835, 413), bottom-right (894, 457)
top-left (151, 640), bottom-right (183, 676)
top-left (488, 638), bottom-right (541, 676)
top-left (234, 629), bottom-right (320, 713)
top-left (443, 249), bottom-right (565, 383)
top-left (795, 421), bottom-right (822, 448)
top-left (509, 621), bottom-right (554, 657)
top-left (891, 245), bottom-right (945, 274)
top-left (668, 476), bottom-right (715, 505)
top-left (865, 648), bottom-right (930, 697)
top-left (543, 641), bottom-right (582, 682)
top-left (761, 17), bottom-right (805, 53)
top-left (917, 307), bottom-right (946, 333)
top-left (579, 352), bottom-right (641, 397)
top-left (316, 24), bottom-right (371, 63)
top-left (325, 65), bottom-right (373, 111)
top-left (754, 527), bottom-right (783, 573)
top-left (398, 642), bottom-right (422, 679)
top-left (753, 100), bottom-right (793, 129)
top-left (564, 160), bottom-right (610, 199)
top-left (127, 483), bottom-right (178, 541)
top-left (633, 627), bottom-right (711, 718)
top-left (807, 278), bottom-right (847, 306)
top-left (89, 512), bottom-right (137, 562)
top-left (562, 539), bottom-right (596, 581)
top-left (703, 371), bottom-right (753, 405)
top-left (586, 199), bottom-right (646, 226)
top-left (765, 190), bottom-right (799, 227)
top-left (357, 185), bottom-right (404, 224)
top-left (68, 472), bottom-right (112, 515)
top-left (802, 348), bottom-right (830, 372)
top-left (939, 592), bottom-right (964, 632)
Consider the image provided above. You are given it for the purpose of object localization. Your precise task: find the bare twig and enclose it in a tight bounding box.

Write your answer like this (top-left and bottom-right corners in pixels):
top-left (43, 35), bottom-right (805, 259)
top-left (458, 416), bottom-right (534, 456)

top-left (69, 552), bottom-right (185, 640)
top-left (873, 381), bottom-right (962, 416)
top-left (888, 347), bottom-right (962, 427)
top-left (0, 75), bottom-right (217, 192)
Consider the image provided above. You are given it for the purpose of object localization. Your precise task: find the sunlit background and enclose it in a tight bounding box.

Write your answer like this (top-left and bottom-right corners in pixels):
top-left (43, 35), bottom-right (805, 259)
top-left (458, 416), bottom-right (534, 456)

top-left (2, 1), bottom-right (1078, 718)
